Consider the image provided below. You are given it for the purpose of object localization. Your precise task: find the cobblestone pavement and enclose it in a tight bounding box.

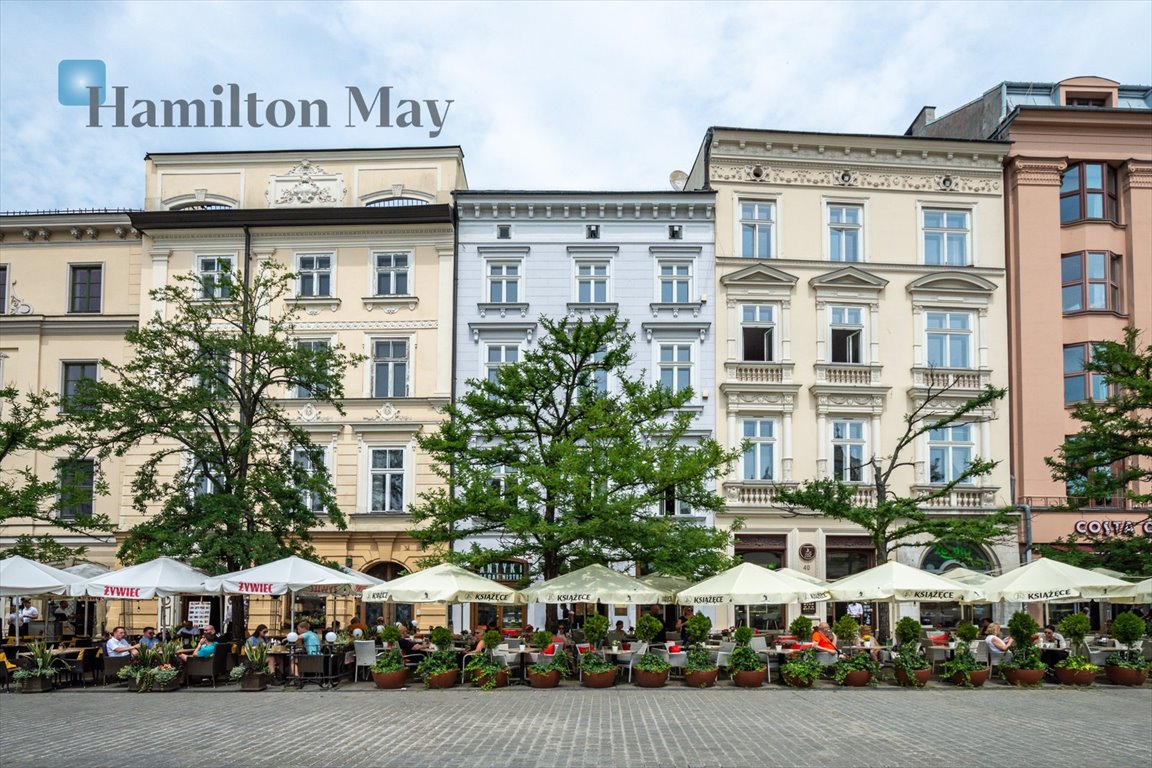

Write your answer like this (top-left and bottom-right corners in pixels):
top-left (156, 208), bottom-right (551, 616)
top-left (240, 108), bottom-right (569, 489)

top-left (2, 679), bottom-right (1149, 768)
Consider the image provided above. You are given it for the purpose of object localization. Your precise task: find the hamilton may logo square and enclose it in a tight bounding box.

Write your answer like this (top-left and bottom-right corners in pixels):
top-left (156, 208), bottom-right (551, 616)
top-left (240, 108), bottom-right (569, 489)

top-left (58, 59), bottom-right (453, 137)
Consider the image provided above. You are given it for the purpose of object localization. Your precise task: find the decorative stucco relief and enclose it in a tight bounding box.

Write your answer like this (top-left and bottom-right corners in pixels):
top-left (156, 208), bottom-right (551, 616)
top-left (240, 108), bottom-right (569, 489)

top-left (292, 320), bottom-right (437, 331)
top-left (709, 163), bottom-right (1000, 193)
top-left (1125, 161), bottom-right (1152, 190)
top-left (1010, 158), bottom-right (1066, 187)
top-left (266, 160), bottom-right (347, 207)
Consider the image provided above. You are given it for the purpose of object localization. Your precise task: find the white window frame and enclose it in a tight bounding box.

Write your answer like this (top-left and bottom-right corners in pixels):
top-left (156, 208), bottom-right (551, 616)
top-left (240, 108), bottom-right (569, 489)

top-left (292, 446), bottom-right (332, 514)
top-left (831, 419), bottom-right (868, 483)
top-left (483, 342), bottom-right (521, 384)
top-left (373, 251), bottom-right (411, 297)
top-left (296, 252), bottom-right (334, 298)
top-left (662, 485), bottom-right (693, 517)
top-left (920, 206), bottom-right (972, 267)
top-left (67, 262), bottom-right (105, 314)
top-left (826, 202), bottom-right (864, 263)
top-left (486, 260), bottom-right (522, 304)
top-left (656, 260), bottom-right (692, 304)
top-left (294, 338), bottom-right (332, 398)
top-left (740, 304), bottom-right (777, 362)
top-left (365, 445), bottom-right (409, 514)
top-left (656, 341), bottom-right (694, 395)
top-left (739, 199), bottom-right (777, 259)
top-left (57, 457), bottom-right (95, 520)
top-left (828, 305), bottom-right (866, 364)
top-left (928, 423), bottom-right (974, 485)
top-left (60, 360), bottom-right (98, 406)
top-left (369, 337), bottom-right (410, 398)
top-left (574, 260), bottom-right (611, 304)
top-left (197, 255), bottom-right (233, 299)
top-left (925, 311), bottom-right (973, 369)
top-left (742, 418), bottom-right (778, 481)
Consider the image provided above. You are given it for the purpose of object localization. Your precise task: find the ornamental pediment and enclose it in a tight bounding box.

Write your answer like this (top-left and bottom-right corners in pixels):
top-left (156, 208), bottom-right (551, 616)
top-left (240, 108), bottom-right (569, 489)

top-left (266, 160), bottom-right (347, 208)
top-left (721, 264), bottom-right (799, 287)
top-left (907, 272), bottom-right (998, 295)
top-left (809, 266), bottom-right (888, 291)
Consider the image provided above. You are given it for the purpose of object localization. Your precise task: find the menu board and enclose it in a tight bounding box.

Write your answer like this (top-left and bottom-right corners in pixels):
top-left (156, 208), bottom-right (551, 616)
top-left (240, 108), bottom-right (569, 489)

top-left (186, 601), bottom-right (212, 628)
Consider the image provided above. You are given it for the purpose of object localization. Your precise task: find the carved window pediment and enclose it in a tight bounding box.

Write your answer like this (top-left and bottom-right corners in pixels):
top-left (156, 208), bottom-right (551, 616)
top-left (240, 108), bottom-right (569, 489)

top-left (721, 264), bottom-right (799, 287)
top-left (809, 266), bottom-right (888, 292)
top-left (906, 272), bottom-right (997, 296)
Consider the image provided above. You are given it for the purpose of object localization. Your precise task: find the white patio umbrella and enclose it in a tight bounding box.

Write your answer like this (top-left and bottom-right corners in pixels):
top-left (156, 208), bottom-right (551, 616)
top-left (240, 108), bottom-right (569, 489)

top-left (0, 555), bottom-right (85, 597)
top-left (362, 563), bottom-right (522, 604)
top-left (978, 558), bottom-right (1132, 604)
top-left (72, 556), bottom-right (213, 599)
top-left (637, 573), bottom-right (692, 596)
top-left (675, 562), bottom-right (831, 606)
top-left (774, 567), bottom-right (831, 588)
top-left (939, 566), bottom-right (993, 586)
top-left (521, 564), bottom-right (673, 605)
top-left (1109, 578), bottom-right (1152, 605)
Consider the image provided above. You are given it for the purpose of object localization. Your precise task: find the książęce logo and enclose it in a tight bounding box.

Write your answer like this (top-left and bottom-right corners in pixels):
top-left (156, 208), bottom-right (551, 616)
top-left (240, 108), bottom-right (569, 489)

top-left (57, 59), bottom-right (453, 137)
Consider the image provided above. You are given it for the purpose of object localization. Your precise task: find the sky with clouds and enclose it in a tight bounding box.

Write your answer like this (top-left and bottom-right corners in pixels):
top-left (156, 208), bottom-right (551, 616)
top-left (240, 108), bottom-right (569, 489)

top-left (1, 0), bottom-right (1149, 211)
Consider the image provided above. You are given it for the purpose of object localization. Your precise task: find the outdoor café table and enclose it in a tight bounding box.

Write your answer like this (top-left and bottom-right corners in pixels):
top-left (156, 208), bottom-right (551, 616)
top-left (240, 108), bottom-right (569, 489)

top-left (500, 646), bottom-right (538, 685)
top-left (924, 644), bottom-right (956, 669)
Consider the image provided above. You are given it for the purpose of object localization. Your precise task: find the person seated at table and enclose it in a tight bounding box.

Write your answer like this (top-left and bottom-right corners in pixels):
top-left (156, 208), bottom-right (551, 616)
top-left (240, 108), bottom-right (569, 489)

top-left (605, 621), bottom-right (627, 646)
top-left (296, 622), bottom-right (321, 655)
top-left (105, 626), bottom-right (140, 658)
top-left (675, 608), bottom-right (694, 643)
top-left (246, 624), bottom-right (281, 676)
top-left (397, 625), bottom-right (427, 662)
top-left (984, 622), bottom-right (1013, 660)
top-left (812, 621), bottom-right (840, 655)
top-left (373, 616), bottom-right (388, 636)
top-left (1039, 624), bottom-right (1069, 673)
top-left (137, 626), bottom-right (160, 649)
top-left (177, 627), bottom-right (218, 663)
top-left (347, 615), bottom-right (368, 634)
top-left (519, 624), bottom-right (535, 643)
top-left (858, 624), bottom-right (880, 661)
top-left (175, 620), bottom-right (199, 647)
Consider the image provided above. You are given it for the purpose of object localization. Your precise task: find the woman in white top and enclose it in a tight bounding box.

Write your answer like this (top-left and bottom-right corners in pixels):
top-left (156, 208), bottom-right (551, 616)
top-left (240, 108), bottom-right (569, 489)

top-left (984, 622), bottom-right (1013, 653)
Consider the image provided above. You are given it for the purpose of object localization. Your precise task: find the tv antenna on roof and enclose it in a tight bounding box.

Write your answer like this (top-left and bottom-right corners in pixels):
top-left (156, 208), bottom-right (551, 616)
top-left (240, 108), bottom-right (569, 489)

top-left (668, 170), bottom-right (688, 191)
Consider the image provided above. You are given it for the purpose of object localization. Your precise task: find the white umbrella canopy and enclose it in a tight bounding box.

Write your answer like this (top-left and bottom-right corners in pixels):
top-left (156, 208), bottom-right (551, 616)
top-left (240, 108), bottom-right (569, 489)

top-left (675, 562), bottom-right (830, 606)
top-left (62, 562), bottom-right (111, 580)
top-left (774, 567), bottom-right (831, 588)
top-left (637, 573), bottom-right (692, 598)
top-left (362, 563), bottom-right (523, 604)
top-left (825, 560), bottom-right (984, 602)
top-left (978, 558), bottom-right (1132, 603)
top-left (203, 555), bottom-right (376, 596)
top-left (0, 555), bottom-right (85, 597)
top-left (522, 564), bottom-right (672, 605)
top-left (939, 566), bottom-right (993, 586)
top-left (72, 556), bottom-right (213, 599)
top-left (1109, 578), bottom-right (1152, 605)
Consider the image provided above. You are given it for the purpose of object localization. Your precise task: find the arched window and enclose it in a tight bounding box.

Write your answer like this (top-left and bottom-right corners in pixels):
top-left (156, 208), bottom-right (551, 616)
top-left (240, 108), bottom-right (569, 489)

top-left (921, 541), bottom-right (992, 575)
top-left (365, 197), bottom-right (431, 208)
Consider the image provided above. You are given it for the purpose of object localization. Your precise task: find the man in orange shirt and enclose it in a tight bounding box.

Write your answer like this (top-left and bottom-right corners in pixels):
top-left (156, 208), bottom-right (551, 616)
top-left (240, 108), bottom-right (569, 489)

top-left (812, 621), bottom-right (840, 655)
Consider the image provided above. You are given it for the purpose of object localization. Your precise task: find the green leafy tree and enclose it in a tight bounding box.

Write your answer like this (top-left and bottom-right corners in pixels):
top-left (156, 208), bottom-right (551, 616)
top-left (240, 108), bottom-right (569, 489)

top-left (409, 313), bottom-right (741, 623)
top-left (64, 261), bottom-right (361, 629)
top-left (1, 386), bottom-right (113, 561)
top-left (773, 383), bottom-right (1015, 565)
top-left (1042, 327), bottom-right (1151, 571)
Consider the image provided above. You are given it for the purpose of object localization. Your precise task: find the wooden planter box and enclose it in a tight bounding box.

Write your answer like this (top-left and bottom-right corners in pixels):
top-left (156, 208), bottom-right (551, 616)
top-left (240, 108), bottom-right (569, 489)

top-left (1105, 665), bottom-right (1148, 687)
top-left (239, 672), bottom-right (269, 692)
top-left (581, 669), bottom-right (617, 688)
top-left (633, 668), bottom-right (668, 688)
top-left (372, 669), bottom-right (409, 689)
top-left (683, 669), bottom-right (718, 688)
top-left (840, 670), bottom-right (872, 687)
top-left (895, 667), bottom-right (932, 687)
top-left (1003, 668), bottom-right (1045, 687)
top-left (425, 669), bottom-right (459, 689)
top-left (528, 670), bottom-right (561, 689)
top-left (18, 676), bottom-right (53, 693)
top-left (732, 668), bottom-right (767, 688)
top-left (947, 669), bottom-right (990, 687)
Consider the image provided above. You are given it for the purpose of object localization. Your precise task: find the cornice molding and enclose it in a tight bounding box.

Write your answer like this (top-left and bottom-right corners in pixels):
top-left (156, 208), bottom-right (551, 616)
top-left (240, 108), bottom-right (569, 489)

top-left (709, 161), bottom-right (1000, 195)
top-left (1125, 161), bottom-right (1152, 190)
top-left (1009, 157), bottom-right (1066, 187)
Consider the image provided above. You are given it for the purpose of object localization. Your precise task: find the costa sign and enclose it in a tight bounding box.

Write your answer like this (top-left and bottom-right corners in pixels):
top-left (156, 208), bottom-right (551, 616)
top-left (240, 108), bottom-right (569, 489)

top-left (1073, 519), bottom-right (1152, 537)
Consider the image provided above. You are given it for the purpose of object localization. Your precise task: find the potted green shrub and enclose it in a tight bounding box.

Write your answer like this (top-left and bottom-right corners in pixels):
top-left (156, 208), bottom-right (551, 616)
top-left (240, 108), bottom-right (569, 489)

top-left (370, 648), bottom-right (409, 689)
top-left (1053, 612), bottom-right (1098, 686)
top-left (1104, 611), bottom-right (1150, 686)
top-left (579, 614), bottom-right (617, 688)
top-left (834, 653), bottom-right (878, 687)
top-left (788, 615), bottom-right (813, 643)
top-left (832, 616), bottom-right (860, 648)
top-left (527, 631), bottom-right (568, 689)
top-left (781, 648), bottom-right (822, 688)
top-left (1001, 611), bottom-right (1046, 686)
top-left (379, 623), bottom-right (401, 649)
top-left (682, 613), bottom-right (718, 688)
top-left (728, 626), bottom-right (767, 688)
top-left (229, 641), bottom-right (270, 692)
top-left (892, 617), bottom-right (931, 687)
top-left (940, 622), bottom-right (989, 687)
top-left (465, 629), bottom-right (509, 689)
top-left (631, 614), bottom-right (670, 688)
top-left (13, 641), bottom-right (63, 693)
top-left (416, 627), bottom-right (459, 689)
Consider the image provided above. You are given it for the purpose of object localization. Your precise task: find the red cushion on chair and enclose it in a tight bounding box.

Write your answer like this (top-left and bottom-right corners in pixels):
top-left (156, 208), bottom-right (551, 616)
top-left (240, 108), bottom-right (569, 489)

top-left (930, 635), bottom-right (948, 646)
top-left (668, 645), bottom-right (680, 653)
top-left (544, 643), bottom-right (555, 655)
top-left (622, 642), bottom-right (630, 650)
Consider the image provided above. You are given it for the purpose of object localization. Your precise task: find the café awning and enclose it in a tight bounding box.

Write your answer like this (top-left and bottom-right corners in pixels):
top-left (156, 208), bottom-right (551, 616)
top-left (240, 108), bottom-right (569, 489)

top-left (521, 564), bottom-right (672, 605)
top-left (0, 555), bottom-right (85, 597)
top-left (978, 558), bottom-right (1132, 603)
top-left (825, 560), bottom-right (984, 603)
top-left (675, 562), bottom-right (830, 606)
top-left (203, 555), bottom-right (376, 596)
top-left (362, 562), bottom-right (523, 604)
top-left (72, 556), bottom-right (213, 599)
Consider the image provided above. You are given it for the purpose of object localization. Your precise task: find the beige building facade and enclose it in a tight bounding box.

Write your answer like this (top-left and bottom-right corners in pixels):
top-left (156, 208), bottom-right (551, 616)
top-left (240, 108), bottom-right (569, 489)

top-left (910, 77), bottom-right (1152, 560)
top-left (685, 128), bottom-right (1016, 629)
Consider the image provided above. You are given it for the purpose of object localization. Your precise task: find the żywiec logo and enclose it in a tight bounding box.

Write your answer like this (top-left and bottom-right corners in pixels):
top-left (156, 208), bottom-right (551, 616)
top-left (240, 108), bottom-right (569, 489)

top-left (58, 59), bottom-right (453, 137)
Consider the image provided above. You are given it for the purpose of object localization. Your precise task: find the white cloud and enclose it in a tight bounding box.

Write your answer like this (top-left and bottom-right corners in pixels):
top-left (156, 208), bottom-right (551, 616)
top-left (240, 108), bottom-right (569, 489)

top-left (1, 0), bottom-right (1149, 209)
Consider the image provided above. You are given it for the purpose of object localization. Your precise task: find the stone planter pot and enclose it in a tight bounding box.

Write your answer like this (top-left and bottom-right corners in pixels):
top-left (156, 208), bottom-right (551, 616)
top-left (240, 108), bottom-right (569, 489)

top-left (425, 669), bottom-right (459, 689)
top-left (1003, 668), bottom-right (1045, 687)
top-left (732, 668), bottom-right (767, 688)
top-left (1055, 668), bottom-right (1095, 686)
top-left (783, 672), bottom-right (814, 689)
top-left (372, 669), bottom-right (409, 689)
top-left (840, 670), bottom-right (872, 687)
top-left (1105, 665), bottom-right (1149, 687)
top-left (238, 672), bottom-right (269, 692)
top-left (947, 669), bottom-right (990, 687)
top-left (150, 677), bottom-right (182, 692)
top-left (126, 677), bottom-right (140, 692)
top-left (683, 669), bottom-right (718, 688)
top-left (528, 670), bottom-right (561, 689)
top-left (633, 668), bottom-right (668, 688)
top-left (580, 669), bottom-right (617, 688)
top-left (474, 670), bottom-right (509, 689)
top-left (895, 668), bottom-right (932, 687)
top-left (18, 676), bottom-right (53, 693)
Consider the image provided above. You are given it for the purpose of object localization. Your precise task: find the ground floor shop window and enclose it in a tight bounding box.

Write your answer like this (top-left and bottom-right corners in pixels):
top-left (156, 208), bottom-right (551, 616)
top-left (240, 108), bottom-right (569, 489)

top-left (735, 548), bottom-right (786, 630)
